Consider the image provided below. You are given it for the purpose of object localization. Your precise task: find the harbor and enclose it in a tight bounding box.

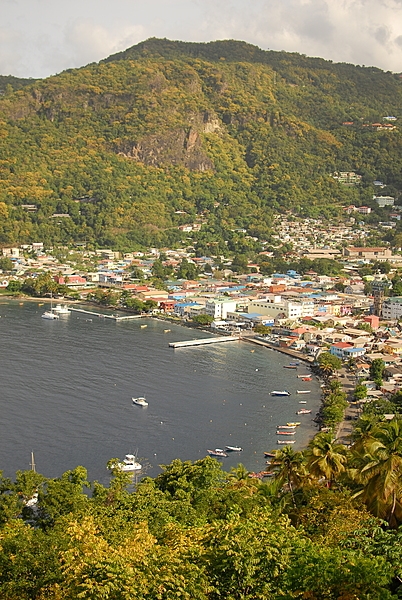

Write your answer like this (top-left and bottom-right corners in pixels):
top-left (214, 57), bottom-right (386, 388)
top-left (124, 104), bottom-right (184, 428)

top-left (0, 301), bottom-right (322, 481)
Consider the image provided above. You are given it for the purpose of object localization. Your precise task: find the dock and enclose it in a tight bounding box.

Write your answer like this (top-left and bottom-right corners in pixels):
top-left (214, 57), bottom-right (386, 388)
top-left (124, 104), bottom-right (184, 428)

top-left (69, 308), bottom-right (143, 321)
top-left (169, 335), bottom-right (240, 348)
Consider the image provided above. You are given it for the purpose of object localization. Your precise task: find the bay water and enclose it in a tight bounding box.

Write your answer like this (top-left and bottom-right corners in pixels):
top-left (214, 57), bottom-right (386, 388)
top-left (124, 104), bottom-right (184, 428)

top-left (0, 300), bottom-right (322, 484)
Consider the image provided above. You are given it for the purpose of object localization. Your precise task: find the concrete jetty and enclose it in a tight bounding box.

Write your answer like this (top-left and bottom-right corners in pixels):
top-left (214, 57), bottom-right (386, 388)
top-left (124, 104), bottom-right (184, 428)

top-left (169, 335), bottom-right (240, 348)
top-left (69, 308), bottom-right (142, 321)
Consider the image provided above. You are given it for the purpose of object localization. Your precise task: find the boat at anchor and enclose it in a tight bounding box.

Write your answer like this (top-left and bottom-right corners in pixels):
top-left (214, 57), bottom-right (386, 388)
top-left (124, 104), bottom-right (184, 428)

top-left (271, 390), bottom-right (291, 396)
top-left (132, 397), bottom-right (148, 407)
top-left (207, 449), bottom-right (228, 457)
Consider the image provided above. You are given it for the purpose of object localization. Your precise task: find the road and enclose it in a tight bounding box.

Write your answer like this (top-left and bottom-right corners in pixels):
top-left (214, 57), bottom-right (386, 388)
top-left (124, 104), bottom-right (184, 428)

top-left (335, 367), bottom-right (361, 445)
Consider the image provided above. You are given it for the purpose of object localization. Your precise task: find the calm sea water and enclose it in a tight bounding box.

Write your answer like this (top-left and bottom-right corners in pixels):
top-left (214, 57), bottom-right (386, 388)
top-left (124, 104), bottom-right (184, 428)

top-left (0, 300), bottom-right (322, 484)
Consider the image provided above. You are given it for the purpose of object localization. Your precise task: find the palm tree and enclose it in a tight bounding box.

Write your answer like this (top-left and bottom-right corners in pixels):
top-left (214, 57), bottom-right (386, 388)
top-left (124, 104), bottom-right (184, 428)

top-left (305, 432), bottom-right (348, 487)
top-left (349, 419), bottom-right (402, 527)
top-left (270, 445), bottom-right (307, 507)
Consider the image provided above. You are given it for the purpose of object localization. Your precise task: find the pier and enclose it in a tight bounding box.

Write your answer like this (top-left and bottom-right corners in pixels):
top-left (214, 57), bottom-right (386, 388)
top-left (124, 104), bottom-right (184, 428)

top-left (69, 308), bottom-right (143, 321)
top-left (169, 335), bottom-right (240, 348)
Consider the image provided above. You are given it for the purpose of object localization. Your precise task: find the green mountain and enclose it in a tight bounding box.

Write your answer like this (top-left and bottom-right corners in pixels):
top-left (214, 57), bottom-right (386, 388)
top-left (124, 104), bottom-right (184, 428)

top-left (0, 38), bottom-right (401, 250)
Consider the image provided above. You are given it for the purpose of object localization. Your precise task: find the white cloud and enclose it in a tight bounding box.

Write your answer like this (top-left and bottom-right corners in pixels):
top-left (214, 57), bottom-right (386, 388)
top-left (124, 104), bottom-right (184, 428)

top-left (1, 0), bottom-right (402, 78)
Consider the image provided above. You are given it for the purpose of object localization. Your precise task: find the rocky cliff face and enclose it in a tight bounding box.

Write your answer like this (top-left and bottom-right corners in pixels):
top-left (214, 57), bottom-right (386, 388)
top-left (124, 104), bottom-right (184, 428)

top-left (116, 111), bottom-right (219, 171)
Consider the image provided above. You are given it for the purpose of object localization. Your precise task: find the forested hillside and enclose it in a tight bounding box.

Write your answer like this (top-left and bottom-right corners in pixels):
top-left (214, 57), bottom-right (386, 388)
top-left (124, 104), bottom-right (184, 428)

top-left (0, 38), bottom-right (401, 250)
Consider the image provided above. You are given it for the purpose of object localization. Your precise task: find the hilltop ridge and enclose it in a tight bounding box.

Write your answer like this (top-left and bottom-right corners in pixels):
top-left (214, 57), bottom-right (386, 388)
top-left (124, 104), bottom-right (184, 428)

top-left (0, 38), bottom-right (401, 249)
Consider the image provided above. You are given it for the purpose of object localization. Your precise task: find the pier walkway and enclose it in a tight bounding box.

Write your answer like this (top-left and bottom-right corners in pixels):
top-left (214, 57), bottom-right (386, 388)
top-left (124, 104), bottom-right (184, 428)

top-left (169, 335), bottom-right (240, 348)
top-left (69, 308), bottom-right (142, 321)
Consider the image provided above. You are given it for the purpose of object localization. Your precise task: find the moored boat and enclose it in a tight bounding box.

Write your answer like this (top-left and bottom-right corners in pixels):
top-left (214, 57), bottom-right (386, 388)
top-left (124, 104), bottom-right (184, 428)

top-left (112, 454), bottom-right (142, 472)
top-left (284, 365), bottom-right (297, 369)
top-left (299, 400), bottom-right (307, 404)
top-left (277, 440), bottom-right (296, 444)
top-left (296, 390), bottom-right (311, 394)
top-left (276, 430), bottom-right (296, 435)
top-left (277, 425), bottom-right (296, 429)
top-left (296, 408), bottom-right (312, 415)
top-left (41, 310), bottom-right (59, 320)
top-left (132, 396), bottom-right (148, 407)
top-left (287, 422), bottom-right (301, 427)
top-left (225, 445), bottom-right (243, 452)
top-left (207, 449), bottom-right (228, 457)
top-left (52, 304), bottom-right (70, 315)
top-left (264, 451), bottom-right (275, 457)
top-left (301, 377), bottom-right (312, 381)
top-left (271, 390), bottom-right (291, 396)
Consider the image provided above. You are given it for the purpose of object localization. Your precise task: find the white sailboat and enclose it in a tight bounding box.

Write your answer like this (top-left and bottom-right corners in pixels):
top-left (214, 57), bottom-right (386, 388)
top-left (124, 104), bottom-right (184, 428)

top-left (41, 293), bottom-right (59, 320)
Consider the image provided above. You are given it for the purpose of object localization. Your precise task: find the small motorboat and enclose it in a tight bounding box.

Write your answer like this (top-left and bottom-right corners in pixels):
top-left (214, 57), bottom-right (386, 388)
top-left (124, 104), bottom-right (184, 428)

top-left (287, 422), bottom-right (301, 427)
top-left (271, 390), bottom-right (291, 396)
top-left (207, 449), bottom-right (228, 457)
top-left (41, 311), bottom-right (59, 320)
top-left (284, 365), bottom-right (297, 369)
top-left (140, 324), bottom-right (147, 329)
top-left (276, 430), bottom-right (296, 435)
top-left (297, 390), bottom-right (311, 394)
top-left (264, 452), bottom-right (275, 457)
top-left (299, 400), bottom-right (307, 404)
top-left (296, 409), bottom-right (312, 415)
top-left (163, 329), bottom-right (171, 333)
top-left (52, 304), bottom-right (70, 315)
top-left (132, 397), bottom-right (148, 407)
top-left (225, 445), bottom-right (243, 452)
top-left (112, 454), bottom-right (142, 472)
top-left (277, 440), bottom-right (296, 444)
top-left (301, 377), bottom-right (312, 381)
top-left (277, 425), bottom-right (296, 429)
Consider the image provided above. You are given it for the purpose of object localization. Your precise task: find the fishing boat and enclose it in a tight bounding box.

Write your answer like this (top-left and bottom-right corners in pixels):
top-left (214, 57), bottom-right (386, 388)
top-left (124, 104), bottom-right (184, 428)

top-left (132, 396), bottom-right (148, 407)
top-left (287, 422), bottom-right (301, 427)
top-left (277, 440), bottom-right (296, 444)
top-left (276, 431), bottom-right (296, 435)
top-left (52, 303), bottom-right (70, 315)
top-left (225, 445), bottom-right (243, 452)
top-left (113, 454), bottom-right (142, 472)
top-left (271, 390), bottom-right (291, 396)
top-left (207, 449), bottom-right (228, 457)
top-left (297, 390), bottom-right (311, 394)
top-left (296, 409), bottom-right (312, 415)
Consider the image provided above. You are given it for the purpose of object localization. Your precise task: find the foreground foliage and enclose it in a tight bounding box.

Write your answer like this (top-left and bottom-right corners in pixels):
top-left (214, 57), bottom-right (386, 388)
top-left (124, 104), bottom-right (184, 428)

top-left (2, 421), bottom-right (402, 599)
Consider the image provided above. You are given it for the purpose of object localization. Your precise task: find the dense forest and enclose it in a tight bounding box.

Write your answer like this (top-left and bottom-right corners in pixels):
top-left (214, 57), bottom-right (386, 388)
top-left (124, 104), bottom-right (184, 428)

top-left (0, 38), bottom-right (401, 250)
top-left (2, 415), bottom-right (402, 598)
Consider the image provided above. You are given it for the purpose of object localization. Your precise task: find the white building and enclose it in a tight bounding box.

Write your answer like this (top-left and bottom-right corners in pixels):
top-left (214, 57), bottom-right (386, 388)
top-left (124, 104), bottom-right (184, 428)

top-left (205, 299), bottom-right (237, 320)
top-left (248, 297), bottom-right (315, 320)
top-left (374, 195), bottom-right (395, 207)
top-left (382, 297), bottom-right (402, 320)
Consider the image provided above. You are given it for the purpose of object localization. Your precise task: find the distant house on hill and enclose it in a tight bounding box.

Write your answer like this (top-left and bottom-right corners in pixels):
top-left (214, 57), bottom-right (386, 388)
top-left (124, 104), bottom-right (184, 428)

top-left (343, 247), bottom-right (392, 260)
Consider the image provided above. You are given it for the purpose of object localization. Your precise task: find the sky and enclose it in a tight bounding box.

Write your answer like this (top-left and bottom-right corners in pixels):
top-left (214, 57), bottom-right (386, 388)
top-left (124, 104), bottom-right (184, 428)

top-left (2, 0), bottom-right (402, 79)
